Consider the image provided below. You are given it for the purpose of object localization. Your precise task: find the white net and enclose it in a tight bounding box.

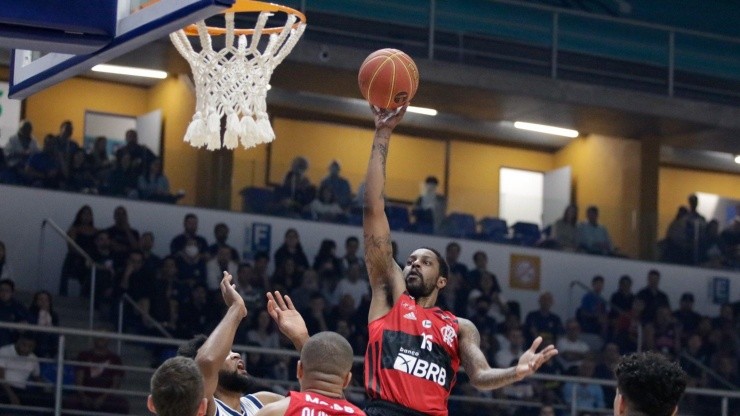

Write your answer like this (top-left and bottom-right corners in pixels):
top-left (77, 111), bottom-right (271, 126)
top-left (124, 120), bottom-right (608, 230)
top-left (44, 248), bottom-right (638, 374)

top-left (170, 11), bottom-right (306, 150)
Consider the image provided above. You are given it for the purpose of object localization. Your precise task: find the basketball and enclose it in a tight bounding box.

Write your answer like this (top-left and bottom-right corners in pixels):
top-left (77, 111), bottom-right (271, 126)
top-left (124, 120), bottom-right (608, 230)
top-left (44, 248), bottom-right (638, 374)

top-left (358, 48), bottom-right (419, 110)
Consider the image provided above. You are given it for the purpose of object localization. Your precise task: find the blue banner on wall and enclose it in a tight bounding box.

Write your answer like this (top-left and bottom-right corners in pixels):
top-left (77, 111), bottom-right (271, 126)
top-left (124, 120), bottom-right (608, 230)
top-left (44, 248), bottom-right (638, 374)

top-left (710, 277), bottom-right (730, 305)
top-left (242, 222), bottom-right (272, 261)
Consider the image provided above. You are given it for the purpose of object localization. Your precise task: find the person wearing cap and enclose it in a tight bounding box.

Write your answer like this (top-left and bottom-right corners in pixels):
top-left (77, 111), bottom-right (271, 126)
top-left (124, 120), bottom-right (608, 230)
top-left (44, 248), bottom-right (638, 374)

top-left (319, 160), bottom-right (352, 208)
top-left (673, 292), bottom-right (702, 343)
top-left (413, 175), bottom-right (447, 233)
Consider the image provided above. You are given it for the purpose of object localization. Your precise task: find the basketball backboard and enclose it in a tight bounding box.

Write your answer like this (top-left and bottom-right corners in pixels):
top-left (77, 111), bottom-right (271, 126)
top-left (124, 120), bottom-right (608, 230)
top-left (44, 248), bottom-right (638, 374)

top-left (7, 0), bottom-right (235, 99)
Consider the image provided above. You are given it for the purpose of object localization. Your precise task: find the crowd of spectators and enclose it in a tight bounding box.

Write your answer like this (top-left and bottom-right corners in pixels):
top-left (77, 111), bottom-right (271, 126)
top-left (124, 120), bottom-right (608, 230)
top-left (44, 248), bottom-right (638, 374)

top-left (0, 120), bottom-right (180, 203)
top-left (4, 199), bottom-right (739, 415)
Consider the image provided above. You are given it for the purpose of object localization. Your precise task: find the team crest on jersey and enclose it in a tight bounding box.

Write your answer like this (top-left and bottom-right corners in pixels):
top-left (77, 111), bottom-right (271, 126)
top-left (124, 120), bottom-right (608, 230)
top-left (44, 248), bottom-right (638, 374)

top-left (441, 325), bottom-right (456, 347)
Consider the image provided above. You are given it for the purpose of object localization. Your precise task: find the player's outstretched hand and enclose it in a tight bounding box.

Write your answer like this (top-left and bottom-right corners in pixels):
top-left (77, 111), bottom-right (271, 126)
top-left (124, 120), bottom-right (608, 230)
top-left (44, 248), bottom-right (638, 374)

top-left (372, 104), bottom-right (408, 131)
top-left (515, 336), bottom-right (558, 379)
top-left (267, 291), bottom-right (309, 347)
top-left (220, 271), bottom-right (246, 315)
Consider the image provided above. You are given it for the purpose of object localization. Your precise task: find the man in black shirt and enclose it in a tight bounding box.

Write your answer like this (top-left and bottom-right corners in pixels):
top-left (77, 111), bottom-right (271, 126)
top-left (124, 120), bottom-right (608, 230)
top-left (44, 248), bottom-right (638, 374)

top-left (635, 270), bottom-right (670, 323)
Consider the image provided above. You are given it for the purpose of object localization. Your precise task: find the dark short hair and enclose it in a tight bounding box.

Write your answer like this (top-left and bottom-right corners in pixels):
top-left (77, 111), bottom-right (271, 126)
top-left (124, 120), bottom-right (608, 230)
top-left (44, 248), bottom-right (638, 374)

top-left (215, 223), bottom-right (228, 230)
top-left (424, 176), bottom-right (439, 185)
top-left (177, 335), bottom-right (207, 359)
top-left (345, 236), bottom-right (359, 245)
top-left (151, 356), bottom-right (203, 416)
top-left (615, 352), bottom-right (686, 416)
top-left (446, 242), bottom-right (460, 251)
top-left (586, 205), bottom-right (598, 213)
top-left (184, 213), bottom-right (197, 222)
top-left (619, 275), bottom-right (632, 284)
top-left (473, 251), bottom-right (487, 262)
top-left (648, 269), bottom-right (661, 277)
top-left (0, 279), bottom-right (15, 291)
top-left (592, 275), bottom-right (604, 283)
top-left (420, 246), bottom-right (449, 278)
top-left (301, 332), bottom-right (353, 377)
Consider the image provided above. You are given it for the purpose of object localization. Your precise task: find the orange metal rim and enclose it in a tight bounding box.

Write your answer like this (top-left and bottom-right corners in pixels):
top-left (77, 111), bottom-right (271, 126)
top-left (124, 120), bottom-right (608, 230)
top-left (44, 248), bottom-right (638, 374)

top-left (182, 0), bottom-right (306, 36)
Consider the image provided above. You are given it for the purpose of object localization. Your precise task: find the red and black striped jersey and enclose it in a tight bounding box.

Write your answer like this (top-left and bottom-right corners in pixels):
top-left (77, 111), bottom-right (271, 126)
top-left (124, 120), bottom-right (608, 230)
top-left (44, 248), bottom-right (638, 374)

top-left (364, 292), bottom-right (460, 416)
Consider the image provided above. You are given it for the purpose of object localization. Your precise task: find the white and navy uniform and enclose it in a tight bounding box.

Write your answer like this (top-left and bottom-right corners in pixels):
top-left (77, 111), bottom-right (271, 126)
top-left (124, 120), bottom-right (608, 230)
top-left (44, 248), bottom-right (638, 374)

top-left (215, 395), bottom-right (264, 416)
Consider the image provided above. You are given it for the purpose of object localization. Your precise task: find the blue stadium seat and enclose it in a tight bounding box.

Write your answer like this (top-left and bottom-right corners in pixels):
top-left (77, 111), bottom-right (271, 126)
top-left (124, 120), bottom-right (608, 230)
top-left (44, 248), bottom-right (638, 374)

top-left (240, 187), bottom-right (274, 214)
top-left (445, 212), bottom-right (477, 239)
top-left (511, 222), bottom-right (541, 246)
top-left (478, 217), bottom-right (509, 243)
top-left (410, 208), bottom-right (435, 234)
top-left (385, 205), bottom-right (410, 231)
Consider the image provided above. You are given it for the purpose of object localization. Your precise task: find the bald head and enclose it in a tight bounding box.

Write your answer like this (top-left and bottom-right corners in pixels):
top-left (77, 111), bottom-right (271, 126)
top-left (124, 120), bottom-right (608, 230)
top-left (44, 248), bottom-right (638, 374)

top-left (300, 332), bottom-right (354, 377)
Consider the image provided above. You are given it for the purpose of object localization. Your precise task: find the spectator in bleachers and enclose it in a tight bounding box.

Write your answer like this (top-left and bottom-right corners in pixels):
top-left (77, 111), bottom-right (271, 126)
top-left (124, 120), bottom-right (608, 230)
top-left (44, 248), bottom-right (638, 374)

top-left (466, 251), bottom-right (498, 291)
top-left (65, 333), bottom-right (129, 414)
top-left (208, 223), bottom-right (239, 262)
top-left (645, 306), bottom-right (680, 357)
top-left (413, 176), bottom-right (446, 233)
top-left (339, 236), bottom-right (366, 277)
top-left (608, 275), bottom-right (634, 318)
top-left (552, 204), bottom-right (578, 251)
top-left (613, 297), bottom-right (647, 353)
top-left (25, 134), bottom-right (63, 189)
top-left (87, 231), bottom-right (115, 311)
top-left (719, 205), bottom-right (740, 267)
top-left (273, 228), bottom-right (309, 274)
top-left (271, 258), bottom-right (302, 292)
top-left (561, 356), bottom-right (605, 411)
top-left (445, 242), bottom-right (469, 280)
top-left (205, 246), bottom-right (238, 295)
top-left (701, 219), bottom-right (724, 267)
top-left (5, 120), bottom-right (38, 172)
top-left (495, 326), bottom-right (525, 368)
top-left (139, 231), bottom-right (161, 277)
top-left (329, 294), bottom-right (360, 328)
top-left (577, 276), bottom-right (608, 336)
top-left (662, 206), bottom-right (690, 264)
top-left (115, 251), bottom-right (153, 330)
top-left (65, 148), bottom-right (97, 193)
top-left (144, 256), bottom-right (183, 334)
top-left (59, 205), bottom-right (98, 296)
top-left (673, 292), bottom-right (702, 343)
top-left (496, 313), bottom-right (522, 352)
top-left (170, 213), bottom-right (209, 258)
top-left (278, 156), bottom-right (315, 215)
top-left (115, 129), bottom-right (155, 177)
top-left (712, 303), bottom-right (735, 335)
top-left (246, 310), bottom-right (279, 349)
top-left (252, 251), bottom-right (271, 290)
top-left (577, 206), bottom-right (614, 255)
top-left (680, 334), bottom-right (709, 389)
top-left (319, 160), bottom-right (352, 208)
top-left (469, 296), bottom-right (498, 335)
top-left (0, 279), bottom-right (28, 347)
top-left (87, 136), bottom-right (113, 183)
top-left (686, 194), bottom-right (707, 264)
top-left (636, 269), bottom-right (670, 323)
top-left (106, 152), bottom-right (138, 197)
top-left (235, 263), bottom-right (265, 318)
top-left (593, 342), bottom-right (619, 403)
top-left (106, 206), bottom-right (140, 269)
top-left (307, 183), bottom-right (346, 222)
top-left (333, 262), bottom-right (369, 311)
top-left (177, 284), bottom-right (217, 339)
top-left (524, 292), bottom-right (564, 345)
top-left (26, 291), bottom-right (58, 358)
top-left (289, 269), bottom-right (319, 312)
top-left (52, 120), bottom-right (79, 172)
top-left (313, 239), bottom-right (342, 292)
top-left (302, 292), bottom-right (330, 334)
top-left (0, 333), bottom-right (52, 410)
top-left (556, 319), bottom-right (591, 372)
top-left (137, 158), bottom-right (173, 202)
top-left (0, 241), bottom-right (10, 281)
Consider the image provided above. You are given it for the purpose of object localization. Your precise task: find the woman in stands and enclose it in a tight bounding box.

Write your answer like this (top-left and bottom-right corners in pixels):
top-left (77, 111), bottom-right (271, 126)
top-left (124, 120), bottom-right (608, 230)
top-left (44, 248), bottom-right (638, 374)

top-left (59, 205), bottom-right (98, 296)
top-left (87, 136), bottom-right (112, 182)
top-left (273, 229), bottom-right (310, 274)
top-left (306, 183), bottom-right (345, 222)
top-left (552, 204), bottom-right (578, 251)
top-left (27, 290), bottom-right (59, 358)
top-left (138, 157), bottom-right (173, 202)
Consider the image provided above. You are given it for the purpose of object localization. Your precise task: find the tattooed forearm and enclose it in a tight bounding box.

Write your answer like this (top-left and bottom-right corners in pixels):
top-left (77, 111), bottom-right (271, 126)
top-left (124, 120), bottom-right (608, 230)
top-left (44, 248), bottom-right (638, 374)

top-left (459, 319), bottom-right (521, 390)
top-left (372, 143), bottom-right (389, 167)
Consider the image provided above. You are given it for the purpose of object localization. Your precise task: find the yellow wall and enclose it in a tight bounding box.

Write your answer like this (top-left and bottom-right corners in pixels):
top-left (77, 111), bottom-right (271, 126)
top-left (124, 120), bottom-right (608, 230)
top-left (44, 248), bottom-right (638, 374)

top-left (554, 135), bottom-right (642, 257)
top-left (25, 78), bottom-right (149, 142)
top-left (270, 118), bottom-right (446, 202)
top-left (658, 166), bottom-right (740, 236)
top-left (447, 141), bottom-right (555, 218)
top-left (145, 76), bottom-right (199, 206)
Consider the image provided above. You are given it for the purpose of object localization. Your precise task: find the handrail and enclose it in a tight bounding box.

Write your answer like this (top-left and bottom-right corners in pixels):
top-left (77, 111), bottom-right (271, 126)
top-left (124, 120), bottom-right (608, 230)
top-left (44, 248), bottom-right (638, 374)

top-left (679, 350), bottom-right (738, 391)
top-left (116, 293), bottom-right (173, 354)
top-left (41, 217), bottom-right (99, 330)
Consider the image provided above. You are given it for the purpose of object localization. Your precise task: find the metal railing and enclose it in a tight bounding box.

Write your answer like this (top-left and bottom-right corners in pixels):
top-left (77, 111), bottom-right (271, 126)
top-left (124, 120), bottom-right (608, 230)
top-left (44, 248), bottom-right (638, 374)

top-left (116, 293), bottom-right (173, 355)
top-left (0, 322), bottom-right (738, 416)
top-left (40, 218), bottom-right (99, 330)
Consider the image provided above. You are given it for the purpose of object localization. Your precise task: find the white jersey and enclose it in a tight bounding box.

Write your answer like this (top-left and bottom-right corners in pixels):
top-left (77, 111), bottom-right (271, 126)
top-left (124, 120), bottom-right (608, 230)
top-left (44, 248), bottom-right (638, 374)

top-left (215, 395), bottom-right (264, 416)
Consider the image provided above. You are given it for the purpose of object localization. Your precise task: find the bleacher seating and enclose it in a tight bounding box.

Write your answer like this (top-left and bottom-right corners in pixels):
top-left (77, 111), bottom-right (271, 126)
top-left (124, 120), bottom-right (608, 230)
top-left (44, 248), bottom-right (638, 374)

top-left (511, 221), bottom-right (541, 246)
top-left (444, 212), bottom-right (477, 239)
top-left (385, 204), bottom-right (411, 231)
top-left (478, 217), bottom-right (509, 243)
top-left (240, 187), bottom-right (274, 214)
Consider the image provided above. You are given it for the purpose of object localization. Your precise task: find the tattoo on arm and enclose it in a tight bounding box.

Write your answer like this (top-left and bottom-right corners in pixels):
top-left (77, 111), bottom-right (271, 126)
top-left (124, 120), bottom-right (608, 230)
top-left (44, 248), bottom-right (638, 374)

top-left (460, 319), bottom-right (519, 390)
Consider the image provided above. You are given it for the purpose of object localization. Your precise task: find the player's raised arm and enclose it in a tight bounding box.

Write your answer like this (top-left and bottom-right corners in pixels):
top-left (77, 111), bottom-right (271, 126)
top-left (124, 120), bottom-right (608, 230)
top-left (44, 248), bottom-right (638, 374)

top-left (363, 105), bottom-right (407, 320)
top-left (195, 272), bottom-right (247, 416)
top-left (458, 318), bottom-right (558, 390)
top-left (266, 291), bottom-right (309, 351)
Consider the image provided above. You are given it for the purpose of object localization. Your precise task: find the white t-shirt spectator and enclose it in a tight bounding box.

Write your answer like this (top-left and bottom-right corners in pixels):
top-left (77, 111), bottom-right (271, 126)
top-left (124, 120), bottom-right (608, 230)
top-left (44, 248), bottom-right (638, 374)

top-left (556, 337), bottom-right (591, 370)
top-left (333, 278), bottom-right (369, 309)
top-left (0, 344), bottom-right (40, 389)
top-left (495, 347), bottom-right (523, 369)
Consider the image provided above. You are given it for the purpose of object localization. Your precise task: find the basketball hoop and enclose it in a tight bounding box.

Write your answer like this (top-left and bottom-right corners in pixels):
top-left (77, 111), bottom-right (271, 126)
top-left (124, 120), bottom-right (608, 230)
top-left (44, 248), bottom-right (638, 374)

top-left (170, 0), bottom-right (306, 150)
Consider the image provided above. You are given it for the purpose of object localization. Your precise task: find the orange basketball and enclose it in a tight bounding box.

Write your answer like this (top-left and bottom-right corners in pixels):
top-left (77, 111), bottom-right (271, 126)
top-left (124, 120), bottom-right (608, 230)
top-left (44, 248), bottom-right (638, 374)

top-left (358, 48), bottom-right (419, 109)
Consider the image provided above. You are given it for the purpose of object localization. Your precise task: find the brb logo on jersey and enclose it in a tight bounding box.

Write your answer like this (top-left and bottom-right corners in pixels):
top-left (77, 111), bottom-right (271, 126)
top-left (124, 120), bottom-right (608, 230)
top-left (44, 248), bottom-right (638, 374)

top-left (392, 347), bottom-right (447, 387)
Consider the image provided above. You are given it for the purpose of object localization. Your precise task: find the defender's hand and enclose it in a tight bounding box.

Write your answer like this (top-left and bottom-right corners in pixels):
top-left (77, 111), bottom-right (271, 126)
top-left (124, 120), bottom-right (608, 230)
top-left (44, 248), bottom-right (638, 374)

top-left (267, 291), bottom-right (309, 346)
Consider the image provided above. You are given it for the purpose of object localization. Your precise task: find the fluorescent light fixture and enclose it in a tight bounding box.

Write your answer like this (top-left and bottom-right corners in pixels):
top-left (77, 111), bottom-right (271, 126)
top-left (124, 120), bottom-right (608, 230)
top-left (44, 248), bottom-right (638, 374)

top-left (92, 64), bottom-right (167, 79)
top-left (407, 106), bottom-right (438, 116)
top-left (514, 121), bottom-right (579, 138)
top-left (735, 155), bottom-right (740, 164)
